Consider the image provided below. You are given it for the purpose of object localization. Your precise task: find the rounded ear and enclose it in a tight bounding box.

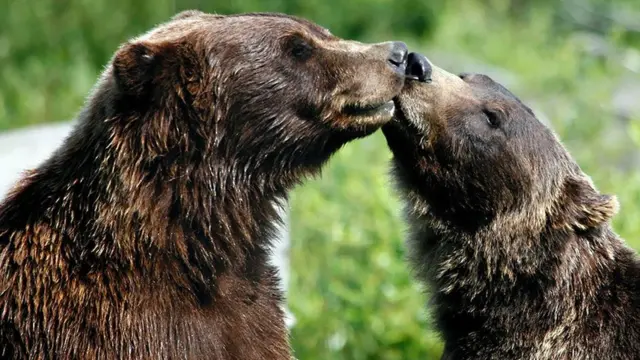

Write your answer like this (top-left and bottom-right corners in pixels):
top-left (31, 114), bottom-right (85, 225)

top-left (112, 40), bottom-right (201, 100)
top-left (112, 41), bottom-right (165, 97)
top-left (552, 175), bottom-right (619, 231)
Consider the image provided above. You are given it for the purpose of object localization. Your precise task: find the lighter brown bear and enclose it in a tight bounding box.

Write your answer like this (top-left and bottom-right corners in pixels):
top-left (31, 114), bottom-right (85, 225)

top-left (0, 10), bottom-right (409, 359)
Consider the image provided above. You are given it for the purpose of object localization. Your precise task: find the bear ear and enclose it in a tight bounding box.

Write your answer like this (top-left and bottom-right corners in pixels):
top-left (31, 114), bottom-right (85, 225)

top-left (553, 175), bottom-right (619, 231)
top-left (112, 41), bottom-right (166, 97)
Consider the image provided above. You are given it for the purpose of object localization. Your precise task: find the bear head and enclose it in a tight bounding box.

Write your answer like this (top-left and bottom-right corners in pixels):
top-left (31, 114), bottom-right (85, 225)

top-left (383, 53), bottom-right (618, 236)
top-left (104, 10), bottom-right (408, 193)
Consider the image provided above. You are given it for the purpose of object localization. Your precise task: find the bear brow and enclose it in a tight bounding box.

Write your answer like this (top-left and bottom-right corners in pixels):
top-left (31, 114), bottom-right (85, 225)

top-left (235, 12), bottom-right (332, 39)
top-left (226, 12), bottom-right (289, 19)
top-left (489, 88), bottom-right (534, 117)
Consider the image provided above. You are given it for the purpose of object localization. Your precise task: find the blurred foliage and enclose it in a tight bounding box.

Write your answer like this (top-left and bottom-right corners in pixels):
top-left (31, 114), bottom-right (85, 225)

top-left (1, 0), bottom-right (639, 359)
top-left (0, 0), bottom-right (442, 129)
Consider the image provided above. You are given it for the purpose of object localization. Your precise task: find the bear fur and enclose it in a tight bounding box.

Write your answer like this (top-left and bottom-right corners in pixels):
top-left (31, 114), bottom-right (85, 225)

top-left (0, 10), bottom-right (408, 359)
top-left (383, 55), bottom-right (640, 360)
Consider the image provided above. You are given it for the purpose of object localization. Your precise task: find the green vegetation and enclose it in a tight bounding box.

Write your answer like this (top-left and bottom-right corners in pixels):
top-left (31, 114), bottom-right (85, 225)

top-left (1, 0), bottom-right (638, 358)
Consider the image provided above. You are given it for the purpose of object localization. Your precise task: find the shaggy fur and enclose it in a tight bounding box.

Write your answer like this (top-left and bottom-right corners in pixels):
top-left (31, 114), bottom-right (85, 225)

top-left (0, 10), bottom-right (408, 359)
top-left (383, 55), bottom-right (640, 360)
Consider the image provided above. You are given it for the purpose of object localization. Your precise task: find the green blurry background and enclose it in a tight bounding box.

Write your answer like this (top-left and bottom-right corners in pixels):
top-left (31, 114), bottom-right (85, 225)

top-left (1, 0), bottom-right (639, 358)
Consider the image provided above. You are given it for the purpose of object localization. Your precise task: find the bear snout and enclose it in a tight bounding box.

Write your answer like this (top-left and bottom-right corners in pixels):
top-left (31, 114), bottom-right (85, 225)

top-left (386, 41), bottom-right (409, 74)
top-left (405, 52), bottom-right (432, 83)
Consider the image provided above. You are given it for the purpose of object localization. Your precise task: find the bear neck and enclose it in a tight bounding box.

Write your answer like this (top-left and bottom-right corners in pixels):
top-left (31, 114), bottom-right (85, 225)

top-left (407, 204), bottom-right (638, 350)
top-left (1, 95), bottom-right (298, 296)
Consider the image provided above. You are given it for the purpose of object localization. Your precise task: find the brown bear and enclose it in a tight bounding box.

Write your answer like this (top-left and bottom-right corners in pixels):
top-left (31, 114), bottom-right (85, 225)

top-left (0, 10), bottom-right (409, 359)
top-left (383, 53), bottom-right (640, 360)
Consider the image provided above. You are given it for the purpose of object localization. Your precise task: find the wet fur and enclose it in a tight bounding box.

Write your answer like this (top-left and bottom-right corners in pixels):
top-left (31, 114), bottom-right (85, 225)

top-left (383, 72), bottom-right (640, 360)
top-left (0, 10), bottom-right (405, 359)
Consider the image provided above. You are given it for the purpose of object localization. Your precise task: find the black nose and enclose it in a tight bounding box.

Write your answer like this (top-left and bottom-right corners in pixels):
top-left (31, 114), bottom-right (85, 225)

top-left (406, 52), bottom-right (432, 83)
top-left (387, 41), bottom-right (409, 69)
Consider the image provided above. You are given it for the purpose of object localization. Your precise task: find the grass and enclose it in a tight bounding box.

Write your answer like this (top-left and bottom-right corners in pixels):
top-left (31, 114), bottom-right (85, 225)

top-left (288, 132), bottom-right (443, 359)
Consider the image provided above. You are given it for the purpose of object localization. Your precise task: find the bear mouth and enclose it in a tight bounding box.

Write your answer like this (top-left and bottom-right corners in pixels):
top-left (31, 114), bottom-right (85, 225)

top-left (341, 100), bottom-right (395, 118)
top-left (381, 100), bottom-right (427, 175)
top-left (390, 98), bottom-right (420, 134)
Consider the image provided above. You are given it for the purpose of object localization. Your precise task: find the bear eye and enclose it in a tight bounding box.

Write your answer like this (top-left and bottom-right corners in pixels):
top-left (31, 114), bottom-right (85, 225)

top-left (483, 109), bottom-right (501, 128)
top-left (287, 35), bottom-right (314, 61)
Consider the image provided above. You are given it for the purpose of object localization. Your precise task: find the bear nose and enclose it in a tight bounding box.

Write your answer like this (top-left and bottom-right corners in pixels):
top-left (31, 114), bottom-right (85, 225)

top-left (387, 41), bottom-right (409, 69)
top-left (405, 52), bottom-right (432, 83)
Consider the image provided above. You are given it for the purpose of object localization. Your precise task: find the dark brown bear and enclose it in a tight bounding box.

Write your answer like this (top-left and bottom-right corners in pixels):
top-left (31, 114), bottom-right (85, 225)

top-left (383, 53), bottom-right (640, 360)
top-left (0, 10), bottom-right (408, 359)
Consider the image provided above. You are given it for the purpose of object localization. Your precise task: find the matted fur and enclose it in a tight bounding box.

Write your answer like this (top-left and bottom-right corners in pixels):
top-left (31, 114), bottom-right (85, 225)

top-left (383, 61), bottom-right (640, 360)
top-left (0, 10), bottom-right (407, 359)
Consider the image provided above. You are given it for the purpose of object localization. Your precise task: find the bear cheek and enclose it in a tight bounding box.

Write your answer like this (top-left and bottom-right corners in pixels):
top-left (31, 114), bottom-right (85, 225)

top-left (356, 60), bottom-right (403, 101)
top-left (325, 59), bottom-right (383, 106)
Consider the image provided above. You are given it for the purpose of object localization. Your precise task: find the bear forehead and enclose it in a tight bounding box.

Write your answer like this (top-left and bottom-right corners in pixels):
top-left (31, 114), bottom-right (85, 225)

top-left (134, 12), bottom-right (333, 45)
